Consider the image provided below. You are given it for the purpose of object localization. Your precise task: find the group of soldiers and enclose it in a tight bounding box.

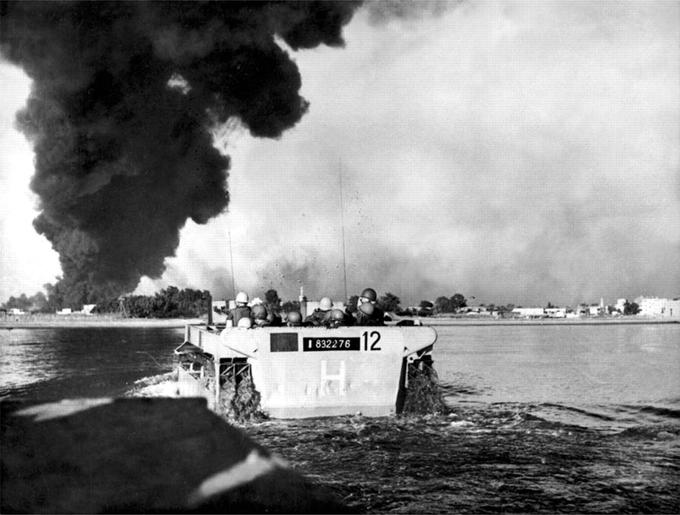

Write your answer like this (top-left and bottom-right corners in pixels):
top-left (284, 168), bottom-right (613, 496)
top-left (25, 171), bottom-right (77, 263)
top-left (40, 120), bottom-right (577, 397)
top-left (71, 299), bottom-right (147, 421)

top-left (300, 288), bottom-right (385, 328)
top-left (223, 288), bottom-right (385, 329)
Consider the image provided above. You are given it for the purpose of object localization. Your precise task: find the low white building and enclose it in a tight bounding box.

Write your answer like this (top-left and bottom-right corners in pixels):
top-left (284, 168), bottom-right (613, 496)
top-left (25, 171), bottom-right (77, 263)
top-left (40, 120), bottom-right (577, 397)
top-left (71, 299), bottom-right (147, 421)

top-left (81, 304), bottom-right (96, 315)
top-left (669, 299), bottom-right (680, 318)
top-left (464, 306), bottom-right (491, 316)
top-left (574, 305), bottom-right (588, 316)
top-left (56, 308), bottom-right (72, 315)
top-left (635, 297), bottom-right (680, 318)
top-left (512, 307), bottom-right (545, 318)
top-left (545, 307), bottom-right (567, 318)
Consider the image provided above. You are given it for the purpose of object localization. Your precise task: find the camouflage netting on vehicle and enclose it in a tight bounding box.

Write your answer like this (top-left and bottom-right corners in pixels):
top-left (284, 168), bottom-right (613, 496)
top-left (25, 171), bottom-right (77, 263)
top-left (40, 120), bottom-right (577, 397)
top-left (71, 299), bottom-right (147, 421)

top-left (177, 351), bottom-right (215, 390)
top-left (401, 358), bottom-right (448, 415)
top-left (218, 364), bottom-right (267, 423)
top-left (179, 351), bottom-right (445, 420)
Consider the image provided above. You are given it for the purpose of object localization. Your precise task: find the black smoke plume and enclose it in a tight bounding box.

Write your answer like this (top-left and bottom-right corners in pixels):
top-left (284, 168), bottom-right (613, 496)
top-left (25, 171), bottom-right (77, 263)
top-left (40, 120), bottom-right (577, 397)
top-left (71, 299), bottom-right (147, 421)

top-left (0, 1), bottom-right (359, 306)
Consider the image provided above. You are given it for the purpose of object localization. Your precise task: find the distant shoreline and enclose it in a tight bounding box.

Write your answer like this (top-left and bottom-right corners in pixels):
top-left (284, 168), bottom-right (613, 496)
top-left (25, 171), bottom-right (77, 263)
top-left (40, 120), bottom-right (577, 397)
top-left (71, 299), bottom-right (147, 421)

top-left (0, 314), bottom-right (204, 329)
top-left (2, 313), bottom-right (677, 330)
top-left (416, 316), bottom-right (679, 326)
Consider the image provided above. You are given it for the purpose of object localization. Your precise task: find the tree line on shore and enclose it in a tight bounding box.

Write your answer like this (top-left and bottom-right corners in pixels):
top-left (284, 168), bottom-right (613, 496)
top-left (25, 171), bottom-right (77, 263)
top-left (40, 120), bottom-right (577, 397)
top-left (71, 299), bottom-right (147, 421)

top-left (1, 286), bottom-right (469, 319)
top-left (1, 285), bottom-right (641, 318)
top-left (93, 287), bottom-right (211, 318)
top-left (1, 286), bottom-right (211, 319)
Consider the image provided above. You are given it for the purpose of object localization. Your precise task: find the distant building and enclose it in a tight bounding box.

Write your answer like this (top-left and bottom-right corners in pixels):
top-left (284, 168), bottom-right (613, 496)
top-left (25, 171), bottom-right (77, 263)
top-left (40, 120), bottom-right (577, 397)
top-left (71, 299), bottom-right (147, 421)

top-left (8, 308), bottom-right (26, 316)
top-left (56, 308), bottom-right (72, 315)
top-left (81, 304), bottom-right (96, 315)
top-left (210, 300), bottom-right (228, 325)
top-left (669, 299), bottom-right (680, 318)
top-left (574, 304), bottom-right (588, 316)
top-left (635, 297), bottom-right (680, 318)
top-left (575, 303), bottom-right (606, 316)
top-left (512, 307), bottom-right (544, 318)
top-left (545, 307), bottom-right (566, 318)
top-left (463, 306), bottom-right (491, 316)
top-left (615, 298), bottom-right (627, 312)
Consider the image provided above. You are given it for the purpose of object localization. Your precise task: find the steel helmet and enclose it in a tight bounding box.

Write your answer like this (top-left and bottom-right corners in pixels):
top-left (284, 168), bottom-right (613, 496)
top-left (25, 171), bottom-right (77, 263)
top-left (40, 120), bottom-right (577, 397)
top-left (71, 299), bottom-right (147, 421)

top-left (330, 309), bottom-right (346, 322)
top-left (360, 288), bottom-right (377, 302)
top-left (237, 317), bottom-right (252, 328)
top-left (236, 291), bottom-right (248, 304)
top-left (286, 311), bottom-right (302, 324)
top-left (319, 297), bottom-right (333, 311)
top-left (359, 301), bottom-right (375, 315)
top-left (252, 304), bottom-right (267, 320)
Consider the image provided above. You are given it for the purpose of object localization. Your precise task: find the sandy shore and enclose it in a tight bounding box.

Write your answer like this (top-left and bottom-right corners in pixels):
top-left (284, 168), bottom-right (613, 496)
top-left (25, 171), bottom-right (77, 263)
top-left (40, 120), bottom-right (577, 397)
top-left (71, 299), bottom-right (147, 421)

top-left (0, 314), bottom-right (204, 329)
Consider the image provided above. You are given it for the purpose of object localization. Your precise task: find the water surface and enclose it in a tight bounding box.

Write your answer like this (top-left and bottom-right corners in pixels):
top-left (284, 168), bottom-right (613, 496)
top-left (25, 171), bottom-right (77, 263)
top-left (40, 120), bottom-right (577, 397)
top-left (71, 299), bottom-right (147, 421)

top-left (434, 324), bottom-right (680, 429)
top-left (0, 327), bottom-right (182, 400)
top-left (2, 323), bottom-right (679, 513)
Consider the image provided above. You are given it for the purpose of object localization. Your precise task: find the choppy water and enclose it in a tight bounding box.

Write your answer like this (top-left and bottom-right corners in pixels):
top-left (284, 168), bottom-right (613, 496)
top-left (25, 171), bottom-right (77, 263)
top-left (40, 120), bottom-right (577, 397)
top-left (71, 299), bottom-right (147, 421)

top-left (435, 324), bottom-right (680, 431)
top-left (0, 327), bottom-right (182, 400)
top-left (1, 323), bottom-right (679, 512)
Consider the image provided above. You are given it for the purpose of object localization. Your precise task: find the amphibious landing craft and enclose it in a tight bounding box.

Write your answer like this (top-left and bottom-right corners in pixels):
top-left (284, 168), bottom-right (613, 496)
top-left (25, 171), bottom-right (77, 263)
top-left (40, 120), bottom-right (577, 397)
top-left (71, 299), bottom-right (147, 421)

top-left (174, 300), bottom-right (437, 419)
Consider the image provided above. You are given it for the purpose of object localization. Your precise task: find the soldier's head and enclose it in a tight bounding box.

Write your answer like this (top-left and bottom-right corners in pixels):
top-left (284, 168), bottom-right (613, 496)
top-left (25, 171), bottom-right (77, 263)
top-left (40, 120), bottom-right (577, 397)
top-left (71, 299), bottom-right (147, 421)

top-left (286, 311), bottom-right (302, 326)
top-left (235, 291), bottom-right (249, 306)
top-left (328, 309), bottom-right (346, 327)
top-left (359, 301), bottom-right (375, 316)
top-left (359, 288), bottom-right (377, 306)
top-left (237, 317), bottom-right (252, 329)
top-left (252, 304), bottom-right (267, 320)
top-left (319, 297), bottom-right (333, 311)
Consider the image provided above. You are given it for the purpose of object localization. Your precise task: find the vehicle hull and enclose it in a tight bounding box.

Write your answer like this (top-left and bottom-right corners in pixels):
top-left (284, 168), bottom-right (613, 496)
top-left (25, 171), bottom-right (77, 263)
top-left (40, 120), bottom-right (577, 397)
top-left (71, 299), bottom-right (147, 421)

top-left (176, 325), bottom-right (437, 418)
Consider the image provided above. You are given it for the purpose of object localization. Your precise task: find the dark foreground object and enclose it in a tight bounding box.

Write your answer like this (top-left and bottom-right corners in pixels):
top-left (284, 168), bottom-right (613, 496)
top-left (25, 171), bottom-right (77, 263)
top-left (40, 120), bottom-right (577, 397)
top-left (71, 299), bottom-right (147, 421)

top-left (1, 398), bottom-right (346, 513)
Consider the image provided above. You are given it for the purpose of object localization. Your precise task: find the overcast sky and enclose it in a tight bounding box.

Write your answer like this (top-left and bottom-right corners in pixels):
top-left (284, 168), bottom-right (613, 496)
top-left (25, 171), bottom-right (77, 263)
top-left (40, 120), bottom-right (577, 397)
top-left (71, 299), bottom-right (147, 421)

top-left (1, 1), bottom-right (679, 307)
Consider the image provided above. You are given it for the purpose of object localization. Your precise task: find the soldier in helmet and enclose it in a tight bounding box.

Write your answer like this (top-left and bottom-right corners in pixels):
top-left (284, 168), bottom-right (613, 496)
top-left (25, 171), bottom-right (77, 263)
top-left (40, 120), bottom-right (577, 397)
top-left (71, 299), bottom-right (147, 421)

top-left (251, 303), bottom-right (269, 327)
top-left (304, 297), bottom-right (334, 326)
top-left (265, 309), bottom-right (283, 327)
top-left (286, 311), bottom-right (302, 327)
top-left (328, 308), bottom-right (355, 328)
top-left (227, 291), bottom-right (252, 327)
top-left (263, 301), bottom-right (283, 327)
top-left (354, 287), bottom-right (385, 326)
top-left (237, 317), bottom-right (253, 329)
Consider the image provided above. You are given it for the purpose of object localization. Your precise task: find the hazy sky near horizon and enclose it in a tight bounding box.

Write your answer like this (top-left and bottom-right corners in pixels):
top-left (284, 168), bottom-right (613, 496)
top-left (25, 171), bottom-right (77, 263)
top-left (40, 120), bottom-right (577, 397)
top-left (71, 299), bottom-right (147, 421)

top-left (1, 0), bottom-right (679, 307)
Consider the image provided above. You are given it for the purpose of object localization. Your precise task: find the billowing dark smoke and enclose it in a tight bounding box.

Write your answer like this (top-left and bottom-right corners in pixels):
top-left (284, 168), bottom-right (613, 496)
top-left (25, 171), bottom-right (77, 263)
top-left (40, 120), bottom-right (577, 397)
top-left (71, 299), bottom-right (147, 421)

top-left (0, 1), bottom-right (359, 305)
